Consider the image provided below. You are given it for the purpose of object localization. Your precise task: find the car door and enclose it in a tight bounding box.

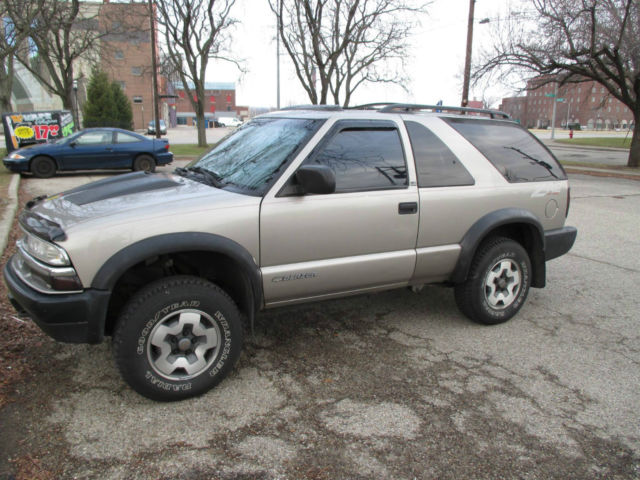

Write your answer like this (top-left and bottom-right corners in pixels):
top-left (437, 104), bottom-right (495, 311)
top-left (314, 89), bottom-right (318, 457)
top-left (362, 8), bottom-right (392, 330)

top-left (113, 131), bottom-right (146, 167)
top-left (58, 130), bottom-right (116, 170)
top-left (260, 119), bottom-right (419, 306)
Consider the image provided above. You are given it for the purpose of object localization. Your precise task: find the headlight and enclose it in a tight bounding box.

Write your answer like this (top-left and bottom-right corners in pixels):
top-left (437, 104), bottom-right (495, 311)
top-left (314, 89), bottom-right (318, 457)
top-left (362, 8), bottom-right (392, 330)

top-left (21, 231), bottom-right (70, 266)
top-left (9, 152), bottom-right (25, 159)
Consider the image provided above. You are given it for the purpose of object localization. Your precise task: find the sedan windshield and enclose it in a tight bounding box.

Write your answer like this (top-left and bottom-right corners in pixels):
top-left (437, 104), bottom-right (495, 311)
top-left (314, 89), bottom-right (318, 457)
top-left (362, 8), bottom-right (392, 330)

top-left (185, 117), bottom-right (322, 195)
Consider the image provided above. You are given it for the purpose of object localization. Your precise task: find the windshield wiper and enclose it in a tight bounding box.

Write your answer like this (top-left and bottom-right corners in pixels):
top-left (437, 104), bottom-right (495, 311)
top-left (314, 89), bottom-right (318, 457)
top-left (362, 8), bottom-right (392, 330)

top-left (174, 166), bottom-right (226, 188)
top-left (505, 146), bottom-right (559, 179)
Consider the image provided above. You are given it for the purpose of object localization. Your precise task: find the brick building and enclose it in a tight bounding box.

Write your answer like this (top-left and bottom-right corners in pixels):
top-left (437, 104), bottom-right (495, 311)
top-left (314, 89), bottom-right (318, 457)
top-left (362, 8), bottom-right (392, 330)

top-left (170, 82), bottom-right (239, 127)
top-left (99, 1), bottom-right (162, 130)
top-left (499, 76), bottom-right (635, 130)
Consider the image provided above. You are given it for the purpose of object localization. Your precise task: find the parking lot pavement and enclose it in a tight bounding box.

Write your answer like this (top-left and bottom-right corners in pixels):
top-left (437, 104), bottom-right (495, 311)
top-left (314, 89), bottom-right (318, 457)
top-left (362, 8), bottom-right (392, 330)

top-left (1, 172), bottom-right (639, 479)
top-left (151, 126), bottom-right (231, 145)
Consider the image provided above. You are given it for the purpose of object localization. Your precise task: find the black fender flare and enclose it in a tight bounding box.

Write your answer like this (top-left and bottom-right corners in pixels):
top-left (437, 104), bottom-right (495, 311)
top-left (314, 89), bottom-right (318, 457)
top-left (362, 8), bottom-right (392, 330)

top-left (91, 231), bottom-right (263, 317)
top-left (451, 208), bottom-right (546, 287)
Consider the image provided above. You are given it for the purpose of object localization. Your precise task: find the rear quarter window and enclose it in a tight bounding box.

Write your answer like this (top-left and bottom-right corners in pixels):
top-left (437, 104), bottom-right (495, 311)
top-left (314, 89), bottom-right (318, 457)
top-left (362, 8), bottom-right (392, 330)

top-left (405, 121), bottom-right (474, 187)
top-left (444, 118), bottom-right (567, 182)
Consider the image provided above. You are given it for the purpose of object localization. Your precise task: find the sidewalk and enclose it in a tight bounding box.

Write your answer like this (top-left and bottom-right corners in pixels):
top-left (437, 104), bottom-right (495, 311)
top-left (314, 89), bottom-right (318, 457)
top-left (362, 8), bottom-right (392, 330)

top-left (0, 174), bottom-right (19, 256)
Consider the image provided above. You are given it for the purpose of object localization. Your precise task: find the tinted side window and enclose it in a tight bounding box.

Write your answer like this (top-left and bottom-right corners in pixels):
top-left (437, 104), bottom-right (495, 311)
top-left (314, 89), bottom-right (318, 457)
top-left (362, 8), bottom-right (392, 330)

top-left (116, 132), bottom-right (142, 144)
top-left (308, 128), bottom-right (407, 192)
top-left (444, 118), bottom-right (566, 182)
top-left (405, 121), bottom-right (474, 187)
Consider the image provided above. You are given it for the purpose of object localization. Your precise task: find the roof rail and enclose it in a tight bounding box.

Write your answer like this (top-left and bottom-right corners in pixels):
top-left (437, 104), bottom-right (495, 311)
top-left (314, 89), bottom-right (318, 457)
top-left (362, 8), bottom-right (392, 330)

top-left (280, 105), bottom-right (343, 111)
top-left (377, 103), bottom-right (510, 119)
top-left (348, 102), bottom-right (397, 110)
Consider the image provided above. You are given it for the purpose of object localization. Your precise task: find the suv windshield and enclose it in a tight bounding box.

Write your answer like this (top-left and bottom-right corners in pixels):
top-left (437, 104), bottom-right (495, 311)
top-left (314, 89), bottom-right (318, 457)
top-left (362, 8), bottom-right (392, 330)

top-left (186, 117), bottom-right (323, 195)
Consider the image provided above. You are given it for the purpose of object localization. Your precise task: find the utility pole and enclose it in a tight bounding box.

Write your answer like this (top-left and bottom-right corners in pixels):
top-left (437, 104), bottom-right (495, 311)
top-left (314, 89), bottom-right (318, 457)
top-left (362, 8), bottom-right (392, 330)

top-left (149, 0), bottom-right (161, 138)
top-left (461, 0), bottom-right (475, 107)
top-left (276, 21), bottom-right (280, 109)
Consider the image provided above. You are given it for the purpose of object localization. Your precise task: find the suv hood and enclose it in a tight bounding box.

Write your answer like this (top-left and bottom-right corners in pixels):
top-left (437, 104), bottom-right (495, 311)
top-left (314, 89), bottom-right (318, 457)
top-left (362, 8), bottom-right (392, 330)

top-left (27, 171), bottom-right (253, 235)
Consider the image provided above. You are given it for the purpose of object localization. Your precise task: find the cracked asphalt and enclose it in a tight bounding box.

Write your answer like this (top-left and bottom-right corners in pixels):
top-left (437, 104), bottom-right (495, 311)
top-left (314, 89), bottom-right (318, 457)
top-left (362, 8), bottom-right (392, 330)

top-left (1, 171), bottom-right (639, 479)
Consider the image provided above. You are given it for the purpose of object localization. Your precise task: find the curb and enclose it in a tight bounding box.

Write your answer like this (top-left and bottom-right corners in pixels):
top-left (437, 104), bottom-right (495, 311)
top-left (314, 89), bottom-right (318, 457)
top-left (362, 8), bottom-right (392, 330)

top-left (565, 167), bottom-right (640, 181)
top-left (0, 174), bottom-right (20, 256)
top-left (544, 140), bottom-right (631, 153)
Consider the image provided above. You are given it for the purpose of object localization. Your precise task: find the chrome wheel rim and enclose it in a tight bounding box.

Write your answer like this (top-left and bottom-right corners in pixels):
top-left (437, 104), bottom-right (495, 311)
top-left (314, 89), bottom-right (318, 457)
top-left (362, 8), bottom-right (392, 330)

top-left (483, 259), bottom-right (522, 310)
top-left (147, 309), bottom-right (221, 380)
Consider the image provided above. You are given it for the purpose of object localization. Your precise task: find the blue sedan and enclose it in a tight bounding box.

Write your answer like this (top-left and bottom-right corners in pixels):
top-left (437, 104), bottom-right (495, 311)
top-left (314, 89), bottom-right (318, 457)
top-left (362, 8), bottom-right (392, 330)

top-left (3, 128), bottom-right (173, 178)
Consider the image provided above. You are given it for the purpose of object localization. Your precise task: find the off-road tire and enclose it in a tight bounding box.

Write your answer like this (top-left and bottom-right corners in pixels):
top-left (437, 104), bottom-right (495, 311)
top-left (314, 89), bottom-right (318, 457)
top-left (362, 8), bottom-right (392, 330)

top-left (30, 156), bottom-right (56, 178)
top-left (455, 237), bottom-right (531, 325)
top-left (113, 275), bottom-right (243, 401)
top-left (133, 154), bottom-right (156, 172)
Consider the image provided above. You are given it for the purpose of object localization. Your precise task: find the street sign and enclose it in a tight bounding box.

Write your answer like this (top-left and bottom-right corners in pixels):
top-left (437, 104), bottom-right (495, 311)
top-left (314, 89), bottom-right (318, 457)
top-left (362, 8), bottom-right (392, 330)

top-left (556, 98), bottom-right (565, 102)
top-left (545, 93), bottom-right (555, 97)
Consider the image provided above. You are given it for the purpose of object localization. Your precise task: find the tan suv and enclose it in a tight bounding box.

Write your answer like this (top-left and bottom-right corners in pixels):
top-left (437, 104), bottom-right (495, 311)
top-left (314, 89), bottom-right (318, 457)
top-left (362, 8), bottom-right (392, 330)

top-left (4, 104), bottom-right (577, 401)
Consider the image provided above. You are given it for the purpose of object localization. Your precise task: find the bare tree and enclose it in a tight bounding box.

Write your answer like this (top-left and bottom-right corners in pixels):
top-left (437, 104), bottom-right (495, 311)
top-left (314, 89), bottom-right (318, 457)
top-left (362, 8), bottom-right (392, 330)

top-left (269, 0), bottom-right (425, 107)
top-left (156, 0), bottom-right (240, 147)
top-left (7, 1), bottom-right (95, 126)
top-left (474, 0), bottom-right (640, 168)
top-left (7, 0), bottom-right (136, 127)
top-left (0, 2), bottom-right (35, 111)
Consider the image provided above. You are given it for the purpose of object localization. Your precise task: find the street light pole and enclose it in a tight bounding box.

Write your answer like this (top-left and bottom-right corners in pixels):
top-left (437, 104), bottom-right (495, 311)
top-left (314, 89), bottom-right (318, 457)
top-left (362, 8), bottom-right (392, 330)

top-left (72, 79), bottom-right (79, 131)
top-left (551, 83), bottom-right (558, 139)
top-left (461, 0), bottom-right (475, 107)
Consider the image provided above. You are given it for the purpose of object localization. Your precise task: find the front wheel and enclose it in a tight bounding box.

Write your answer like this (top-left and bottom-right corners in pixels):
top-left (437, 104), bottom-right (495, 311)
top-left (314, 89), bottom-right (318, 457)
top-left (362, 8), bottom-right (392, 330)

top-left (454, 237), bottom-right (531, 325)
top-left (30, 156), bottom-right (56, 178)
top-left (113, 276), bottom-right (243, 401)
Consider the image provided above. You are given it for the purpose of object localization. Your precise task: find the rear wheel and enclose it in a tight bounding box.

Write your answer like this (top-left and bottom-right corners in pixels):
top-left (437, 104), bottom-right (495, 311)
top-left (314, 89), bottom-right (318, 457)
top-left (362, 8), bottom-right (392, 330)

top-left (113, 276), bottom-right (243, 401)
top-left (455, 237), bottom-right (531, 325)
top-left (30, 156), bottom-right (56, 178)
top-left (133, 154), bottom-right (156, 172)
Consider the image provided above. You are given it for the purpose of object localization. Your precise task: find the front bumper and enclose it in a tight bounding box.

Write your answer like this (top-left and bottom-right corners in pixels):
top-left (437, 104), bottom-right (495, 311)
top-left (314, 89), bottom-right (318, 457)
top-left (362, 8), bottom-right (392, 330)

top-left (3, 258), bottom-right (111, 344)
top-left (3, 158), bottom-right (29, 173)
top-left (545, 226), bottom-right (577, 261)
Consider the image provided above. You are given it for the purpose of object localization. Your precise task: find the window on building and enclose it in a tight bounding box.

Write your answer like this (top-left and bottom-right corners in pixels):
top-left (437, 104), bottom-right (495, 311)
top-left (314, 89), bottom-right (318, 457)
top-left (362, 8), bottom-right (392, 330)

top-left (578, 87), bottom-right (582, 93)
top-left (405, 121), bottom-right (474, 188)
top-left (132, 96), bottom-right (143, 104)
top-left (177, 117), bottom-right (187, 125)
top-left (115, 50), bottom-right (124, 60)
top-left (131, 66), bottom-right (142, 76)
top-left (592, 97), bottom-right (596, 102)
top-left (306, 125), bottom-right (407, 192)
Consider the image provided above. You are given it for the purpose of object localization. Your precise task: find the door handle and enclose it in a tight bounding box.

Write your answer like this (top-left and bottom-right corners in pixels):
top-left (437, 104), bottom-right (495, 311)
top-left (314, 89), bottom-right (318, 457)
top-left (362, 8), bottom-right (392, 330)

top-left (398, 202), bottom-right (418, 215)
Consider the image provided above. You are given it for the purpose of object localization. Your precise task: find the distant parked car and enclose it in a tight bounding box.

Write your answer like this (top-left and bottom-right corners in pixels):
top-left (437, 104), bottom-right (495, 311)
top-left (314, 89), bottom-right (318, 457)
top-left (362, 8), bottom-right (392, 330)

top-left (3, 128), bottom-right (173, 178)
top-left (217, 117), bottom-right (243, 128)
top-left (147, 119), bottom-right (167, 135)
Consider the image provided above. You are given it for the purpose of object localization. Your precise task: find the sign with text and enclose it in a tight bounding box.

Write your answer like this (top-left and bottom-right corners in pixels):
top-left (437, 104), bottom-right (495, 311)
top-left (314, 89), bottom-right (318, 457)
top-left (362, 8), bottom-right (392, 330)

top-left (2, 110), bottom-right (75, 153)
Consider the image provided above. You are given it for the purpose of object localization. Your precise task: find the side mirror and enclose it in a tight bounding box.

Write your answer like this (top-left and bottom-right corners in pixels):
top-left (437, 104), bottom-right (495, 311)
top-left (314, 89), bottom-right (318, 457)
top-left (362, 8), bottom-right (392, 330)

top-left (69, 141), bottom-right (77, 147)
top-left (295, 165), bottom-right (336, 194)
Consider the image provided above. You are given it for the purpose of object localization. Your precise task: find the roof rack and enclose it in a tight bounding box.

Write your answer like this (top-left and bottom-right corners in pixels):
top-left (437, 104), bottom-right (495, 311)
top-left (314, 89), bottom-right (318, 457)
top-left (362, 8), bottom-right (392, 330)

top-left (280, 105), bottom-right (343, 111)
top-left (348, 102), bottom-right (396, 110)
top-left (377, 103), bottom-right (510, 119)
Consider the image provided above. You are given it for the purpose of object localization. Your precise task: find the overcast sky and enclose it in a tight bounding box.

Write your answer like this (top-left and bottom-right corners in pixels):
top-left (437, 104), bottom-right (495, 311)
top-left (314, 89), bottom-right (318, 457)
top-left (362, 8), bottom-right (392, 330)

top-left (205, 0), bottom-right (521, 109)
